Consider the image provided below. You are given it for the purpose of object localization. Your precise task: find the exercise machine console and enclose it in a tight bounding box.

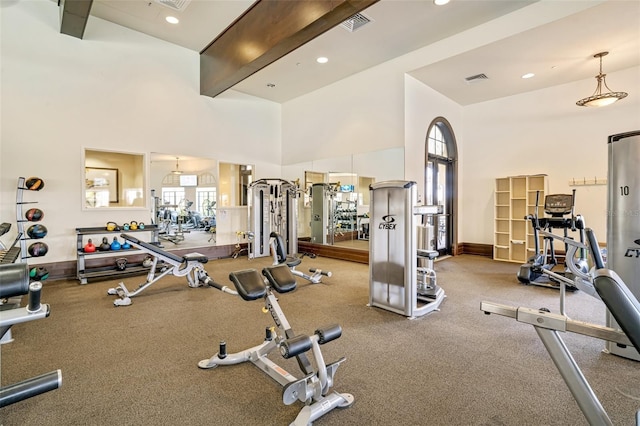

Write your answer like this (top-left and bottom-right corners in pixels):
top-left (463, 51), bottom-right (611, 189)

top-left (517, 190), bottom-right (588, 290)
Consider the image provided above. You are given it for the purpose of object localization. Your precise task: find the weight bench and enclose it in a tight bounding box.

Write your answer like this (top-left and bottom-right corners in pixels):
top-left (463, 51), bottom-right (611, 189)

top-left (270, 232), bottom-right (331, 284)
top-left (198, 264), bottom-right (353, 425)
top-left (107, 233), bottom-right (234, 306)
top-left (0, 263), bottom-right (61, 407)
top-left (482, 228), bottom-right (640, 425)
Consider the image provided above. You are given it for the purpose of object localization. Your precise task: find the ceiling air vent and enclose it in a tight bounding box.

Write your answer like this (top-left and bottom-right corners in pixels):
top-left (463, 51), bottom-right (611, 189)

top-left (465, 73), bottom-right (489, 84)
top-left (154, 0), bottom-right (192, 12)
top-left (340, 13), bottom-right (372, 32)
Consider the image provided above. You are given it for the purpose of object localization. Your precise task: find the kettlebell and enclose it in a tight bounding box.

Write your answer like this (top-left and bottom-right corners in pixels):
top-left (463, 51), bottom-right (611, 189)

top-left (110, 237), bottom-right (121, 251)
top-left (123, 223), bottom-right (130, 231)
top-left (84, 239), bottom-right (96, 253)
top-left (142, 255), bottom-right (153, 268)
top-left (106, 221), bottom-right (119, 232)
top-left (129, 221), bottom-right (138, 230)
top-left (99, 237), bottom-right (111, 251)
top-left (115, 258), bottom-right (127, 271)
top-left (122, 241), bottom-right (131, 250)
top-left (138, 222), bottom-right (145, 230)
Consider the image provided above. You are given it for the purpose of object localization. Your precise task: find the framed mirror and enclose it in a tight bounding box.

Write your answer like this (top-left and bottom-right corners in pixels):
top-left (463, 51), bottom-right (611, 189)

top-left (83, 149), bottom-right (146, 210)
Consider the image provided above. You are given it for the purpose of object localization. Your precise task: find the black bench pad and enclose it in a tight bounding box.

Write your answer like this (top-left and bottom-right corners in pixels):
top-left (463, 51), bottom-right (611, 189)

top-left (229, 269), bottom-right (266, 301)
top-left (262, 265), bottom-right (297, 294)
top-left (594, 269), bottom-right (640, 353)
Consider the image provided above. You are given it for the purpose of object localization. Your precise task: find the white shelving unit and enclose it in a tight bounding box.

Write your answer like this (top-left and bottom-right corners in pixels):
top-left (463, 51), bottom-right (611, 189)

top-left (494, 175), bottom-right (547, 263)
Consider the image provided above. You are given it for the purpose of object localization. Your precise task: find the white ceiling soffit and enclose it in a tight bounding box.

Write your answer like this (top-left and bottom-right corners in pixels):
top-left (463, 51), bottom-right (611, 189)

top-left (408, 1), bottom-right (640, 106)
top-left (90, 0), bottom-right (254, 52)
top-left (231, 0), bottom-right (535, 102)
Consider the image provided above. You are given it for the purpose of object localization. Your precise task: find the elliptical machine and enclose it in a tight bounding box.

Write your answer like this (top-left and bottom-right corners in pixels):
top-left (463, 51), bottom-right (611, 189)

top-left (517, 189), bottom-right (588, 290)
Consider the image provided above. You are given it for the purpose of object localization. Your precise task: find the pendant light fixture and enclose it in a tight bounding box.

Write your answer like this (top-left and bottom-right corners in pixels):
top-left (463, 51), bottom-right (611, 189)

top-left (171, 157), bottom-right (183, 175)
top-left (576, 51), bottom-right (628, 107)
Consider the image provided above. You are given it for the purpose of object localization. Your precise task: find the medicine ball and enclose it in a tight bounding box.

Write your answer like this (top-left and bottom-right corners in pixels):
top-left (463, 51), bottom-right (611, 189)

top-left (25, 208), bottom-right (44, 222)
top-left (28, 242), bottom-right (48, 257)
top-left (29, 266), bottom-right (49, 281)
top-left (115, 258), bottom-right (127, 271)
top-left (27, 224), bottom-right (48, 239)
top-left (25, 177), bottom-right (45, 191)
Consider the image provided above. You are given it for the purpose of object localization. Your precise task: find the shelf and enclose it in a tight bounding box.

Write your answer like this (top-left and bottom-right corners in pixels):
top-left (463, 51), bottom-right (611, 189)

top-left (494, 175), bottom-right (547, 263)
top-left (76, 226), bottom-right (161, 284)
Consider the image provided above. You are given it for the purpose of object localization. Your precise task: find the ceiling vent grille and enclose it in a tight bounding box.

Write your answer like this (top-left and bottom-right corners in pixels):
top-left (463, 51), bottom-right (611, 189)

top-left (340, 13), bottom-right (372, 32)
top-left (465, 73), bottom-right (489, 84)
top-left (154, 0), bottom-right (192, 12)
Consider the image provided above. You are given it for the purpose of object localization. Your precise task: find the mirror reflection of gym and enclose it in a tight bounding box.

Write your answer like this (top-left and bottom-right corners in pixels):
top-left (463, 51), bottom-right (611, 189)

top-left (283, 147), bottom-right (404, 252)
top-left (149, 154), bottom-right (253, 249)
top-left (150, 154), bottom-right (217, 248)
top-left (84, 149), bottom-right (146, 209)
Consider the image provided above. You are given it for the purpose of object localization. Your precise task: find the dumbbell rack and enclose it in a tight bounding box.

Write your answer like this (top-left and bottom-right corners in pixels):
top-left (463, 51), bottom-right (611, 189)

top-left (75, 225), bottom-right (160, 284)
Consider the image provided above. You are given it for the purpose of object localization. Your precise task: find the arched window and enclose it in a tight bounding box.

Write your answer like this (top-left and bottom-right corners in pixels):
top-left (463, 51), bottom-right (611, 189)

top-left (425, 117), bottom-right (457, 256)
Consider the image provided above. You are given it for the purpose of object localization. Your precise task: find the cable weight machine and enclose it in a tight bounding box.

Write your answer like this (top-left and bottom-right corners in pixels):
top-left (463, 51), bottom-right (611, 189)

top-left (248, 179), bottom-right (298, 258)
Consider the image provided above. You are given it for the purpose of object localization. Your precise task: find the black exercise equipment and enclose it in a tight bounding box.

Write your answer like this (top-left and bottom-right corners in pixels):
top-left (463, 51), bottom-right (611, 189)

top-left (270, 231), bottom-right (331, 284)
top-left (26, 224), bottom-right (47, 239)
top-left (27, 241), bottom-right (48, 257)
top-left (517, 190), bottom-right (588, 290)
top-left (198, 265), bottom-right (353, 425)
top-left (0, 263), bottom-right (61, 408)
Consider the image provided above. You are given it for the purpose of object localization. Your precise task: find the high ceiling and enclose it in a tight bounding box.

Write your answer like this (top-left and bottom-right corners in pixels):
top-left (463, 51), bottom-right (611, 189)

top-left (86, 0), bottom-right (640, 105)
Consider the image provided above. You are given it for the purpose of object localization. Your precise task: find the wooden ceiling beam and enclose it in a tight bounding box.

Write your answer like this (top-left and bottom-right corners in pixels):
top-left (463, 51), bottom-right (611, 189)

top-left (59, 0), bottom-right (94, 40)
top-left (200, 0), bottom-right (379, 99)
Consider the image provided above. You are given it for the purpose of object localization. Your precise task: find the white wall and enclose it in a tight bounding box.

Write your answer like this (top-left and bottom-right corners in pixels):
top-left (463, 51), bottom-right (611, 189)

top-left (0, 0), bottom-right (281, 263)
top-left (461, 66), bottom-right (640, 245)
top-left (281, 58), bottom-right (406, 165)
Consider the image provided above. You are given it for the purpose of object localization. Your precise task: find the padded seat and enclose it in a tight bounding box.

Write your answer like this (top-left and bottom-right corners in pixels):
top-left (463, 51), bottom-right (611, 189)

top-left (417, 249), bottom-right (438, 260)
top-left (262, 265), bottom-right (297, 294)
top-left (228, 269), bottom-right (267, 301)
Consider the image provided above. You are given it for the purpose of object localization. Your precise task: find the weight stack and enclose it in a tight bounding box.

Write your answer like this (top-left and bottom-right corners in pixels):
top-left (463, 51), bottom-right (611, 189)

top-left (606, 130), bottom-right (640, 361)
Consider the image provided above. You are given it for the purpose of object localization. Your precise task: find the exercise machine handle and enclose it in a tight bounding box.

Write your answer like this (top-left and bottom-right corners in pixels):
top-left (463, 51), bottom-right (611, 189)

top-left (0, 370), bottom-right (62, 408)
top-left (309, 268), bottom-right (331, 277)
top-left (585, 228), bottom-right (605, 270)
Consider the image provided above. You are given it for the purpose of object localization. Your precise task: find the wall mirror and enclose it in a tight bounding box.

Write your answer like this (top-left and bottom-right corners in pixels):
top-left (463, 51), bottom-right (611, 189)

top-left (282, 147), bottom-right (404, 252)
top-left (83, 149), bottom-right (146, 210)
top-left (149, 155), bottom-right (254, 249)
top-left (150, 153), bottom-right (218, 248)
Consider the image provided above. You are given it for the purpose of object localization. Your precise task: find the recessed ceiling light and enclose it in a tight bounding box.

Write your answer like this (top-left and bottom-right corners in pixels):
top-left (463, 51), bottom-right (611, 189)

top-left (166, 16), bottom-right (179, 24)
top-left (316, 57), bottom-right (328, 64)
top-left (434, 0), bottom-right (450, 5)
top-left (521, 73), bottom-right (535, 79)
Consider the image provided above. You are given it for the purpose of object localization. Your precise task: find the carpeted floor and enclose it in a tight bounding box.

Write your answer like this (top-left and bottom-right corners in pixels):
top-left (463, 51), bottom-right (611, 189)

top-left (1, 254), bottom-right (638, 425)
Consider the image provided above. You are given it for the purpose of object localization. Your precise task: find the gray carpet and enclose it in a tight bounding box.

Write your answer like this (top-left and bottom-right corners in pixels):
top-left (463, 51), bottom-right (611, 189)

top-left (1, 255), bottom-right (639, 425)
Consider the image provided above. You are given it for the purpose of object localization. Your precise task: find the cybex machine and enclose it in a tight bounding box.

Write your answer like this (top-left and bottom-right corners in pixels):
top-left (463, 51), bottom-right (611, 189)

top-left (248, 179), bottom-right (298, 259)
top-left (606, 130), bottom-right (640, 361)
top-left (369, 180), bottom-right (445, 318)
